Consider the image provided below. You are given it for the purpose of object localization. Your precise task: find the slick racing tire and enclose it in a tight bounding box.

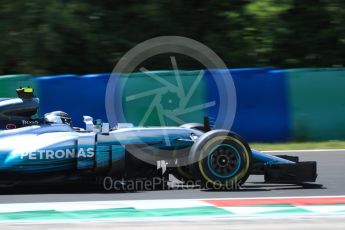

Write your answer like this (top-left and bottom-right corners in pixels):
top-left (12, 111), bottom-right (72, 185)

top-left (188, 130), bottom-right (252, 190)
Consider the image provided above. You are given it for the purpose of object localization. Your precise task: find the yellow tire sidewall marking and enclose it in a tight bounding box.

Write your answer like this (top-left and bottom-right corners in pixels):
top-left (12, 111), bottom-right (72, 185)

top-left (198, 135), bottom-right (250, 187)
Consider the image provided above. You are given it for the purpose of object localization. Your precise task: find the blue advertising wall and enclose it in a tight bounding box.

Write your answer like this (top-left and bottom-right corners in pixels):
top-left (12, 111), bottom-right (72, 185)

top-left (33, 68), bottom-right (290, 141)
top-left (204, 68), bottom-right (290, 142)
top-left (2, 67), bottom-right (342, 142)
top-left (36, 74), bottom-right (110, 127)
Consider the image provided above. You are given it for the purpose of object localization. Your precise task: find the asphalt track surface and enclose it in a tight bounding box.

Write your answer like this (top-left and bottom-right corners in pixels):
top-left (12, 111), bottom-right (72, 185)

top-left (0, 150), bottom-right (344, 204)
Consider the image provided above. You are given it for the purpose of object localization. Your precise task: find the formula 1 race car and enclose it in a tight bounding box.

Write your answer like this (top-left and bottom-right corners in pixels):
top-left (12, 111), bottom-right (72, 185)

top-left (0, 87), bottom-right (317, 190)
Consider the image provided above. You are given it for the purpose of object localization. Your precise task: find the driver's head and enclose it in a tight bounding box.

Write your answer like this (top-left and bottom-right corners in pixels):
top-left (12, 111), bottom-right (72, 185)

top-left (44, 111), bottom-right (73, 126)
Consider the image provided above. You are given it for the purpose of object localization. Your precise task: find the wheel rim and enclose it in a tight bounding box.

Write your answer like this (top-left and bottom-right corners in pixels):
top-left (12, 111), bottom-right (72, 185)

top-left (207, 144), bottom-right (241, 179)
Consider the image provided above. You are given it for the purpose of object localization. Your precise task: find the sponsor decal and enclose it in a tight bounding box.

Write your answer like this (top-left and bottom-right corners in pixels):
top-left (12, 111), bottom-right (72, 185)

top-left (6, 124), bottom-right (16, 129)
top-left (22, 120), bottom-right (40, 126)
top-left (20, 148), bottom-right (94, 160)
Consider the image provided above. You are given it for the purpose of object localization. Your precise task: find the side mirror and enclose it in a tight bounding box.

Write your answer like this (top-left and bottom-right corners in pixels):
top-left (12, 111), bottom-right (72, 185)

top-left (102, 123), bottom-right (110, 135)
top-left (83, 116), bottom-right (93, 131)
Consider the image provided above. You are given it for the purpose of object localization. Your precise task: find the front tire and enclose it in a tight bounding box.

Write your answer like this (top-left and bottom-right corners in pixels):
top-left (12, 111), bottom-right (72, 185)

top-left (188, 130), bottom-right (252, 190)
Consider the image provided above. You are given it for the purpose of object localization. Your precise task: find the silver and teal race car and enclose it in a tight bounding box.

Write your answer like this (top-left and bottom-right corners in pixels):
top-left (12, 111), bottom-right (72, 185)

top-left (0, 87), bottom-right (317, 190)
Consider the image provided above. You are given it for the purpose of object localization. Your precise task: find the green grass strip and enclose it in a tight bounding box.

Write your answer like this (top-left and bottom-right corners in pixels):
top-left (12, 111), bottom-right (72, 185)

top-left (250, 140), bottom-right (345, 151)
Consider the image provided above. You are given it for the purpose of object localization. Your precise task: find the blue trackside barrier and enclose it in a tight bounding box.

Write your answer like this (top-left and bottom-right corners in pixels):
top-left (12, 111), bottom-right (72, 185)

top-left (33, 68), bottom-right (291, 141)
top-left (204, 68), bottom-right (290, 142)
top-left (35, 74), bottom-right (110, 127)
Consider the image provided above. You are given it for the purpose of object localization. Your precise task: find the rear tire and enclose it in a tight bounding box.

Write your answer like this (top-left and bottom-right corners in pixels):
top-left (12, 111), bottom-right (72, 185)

top-left (188, 130), bottom-right (252, 190)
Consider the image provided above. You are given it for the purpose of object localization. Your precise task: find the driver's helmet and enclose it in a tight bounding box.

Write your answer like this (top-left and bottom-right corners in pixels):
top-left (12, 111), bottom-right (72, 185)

top-left (44, 111), bottom-right (73, 126)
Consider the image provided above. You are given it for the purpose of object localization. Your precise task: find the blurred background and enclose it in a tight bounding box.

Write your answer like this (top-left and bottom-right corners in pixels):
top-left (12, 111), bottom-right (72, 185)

top-left (0, 0), bottom-right (344, 147)
top-left (0, 0), bottom-right (344, 75)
